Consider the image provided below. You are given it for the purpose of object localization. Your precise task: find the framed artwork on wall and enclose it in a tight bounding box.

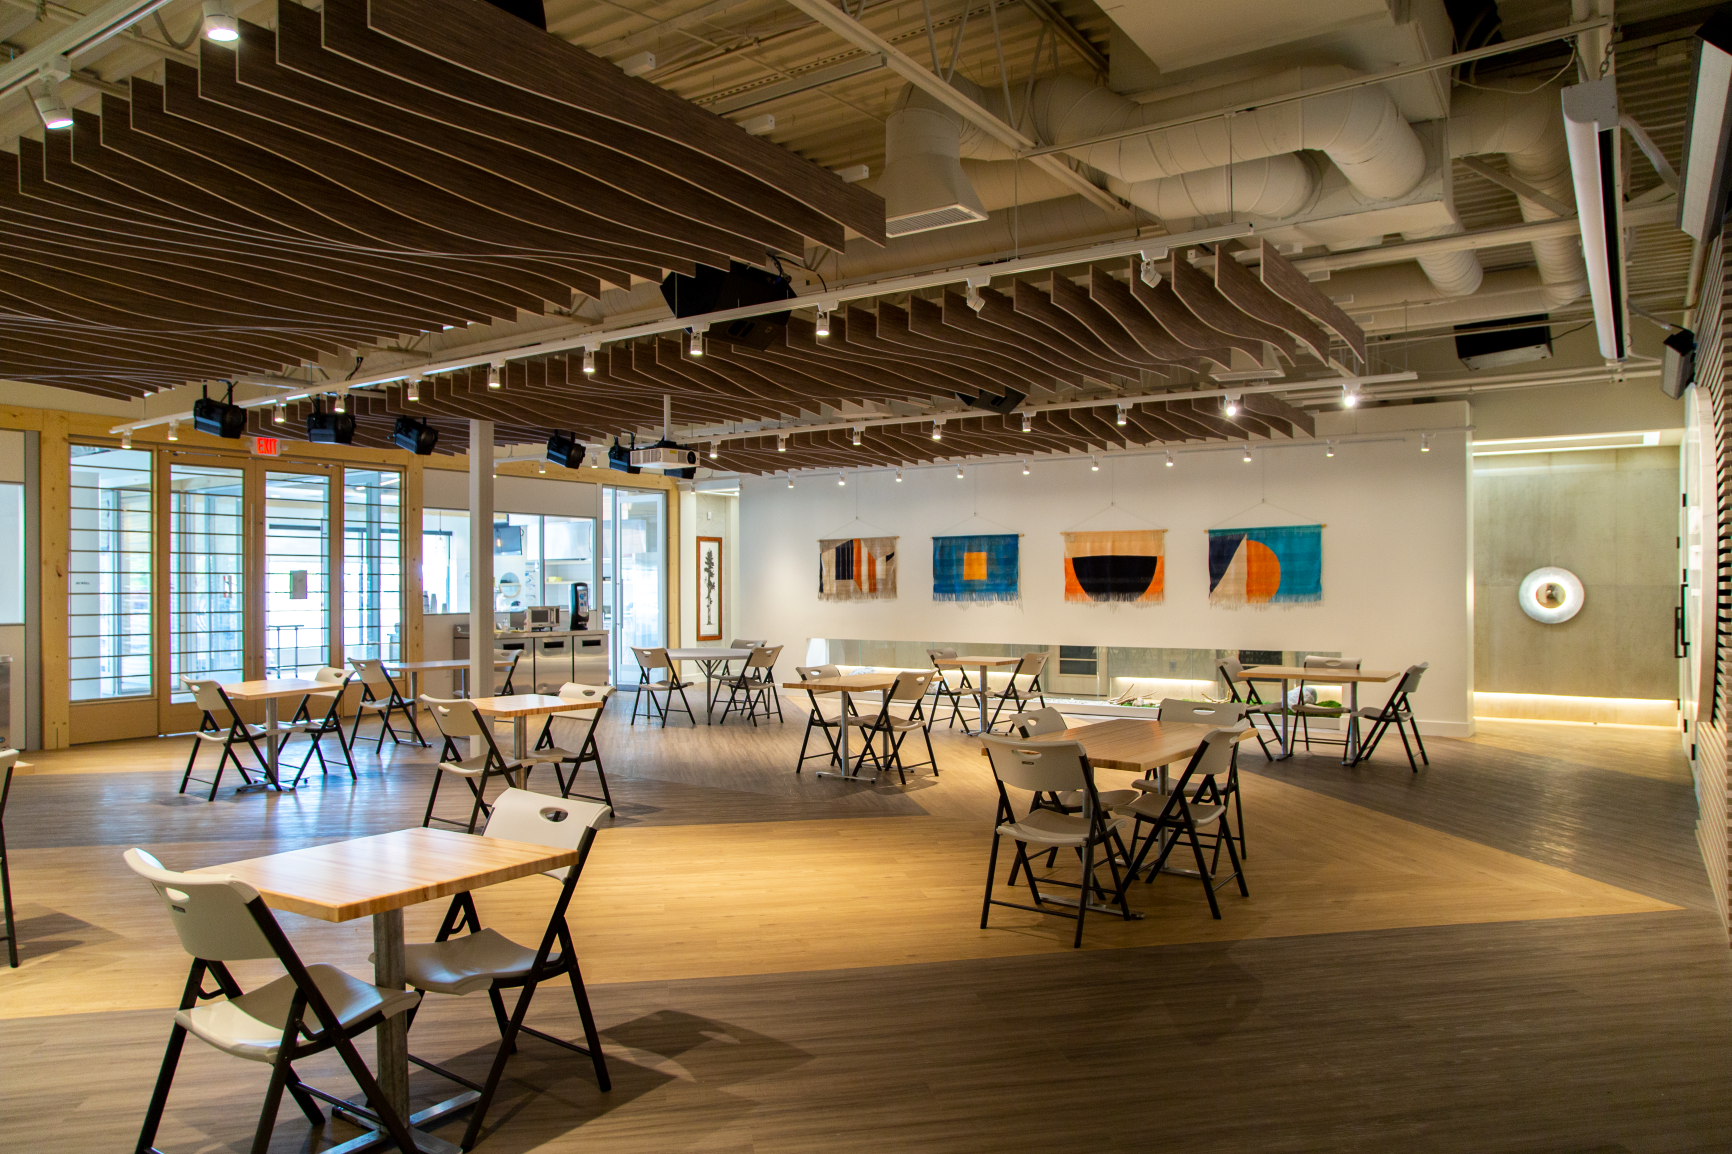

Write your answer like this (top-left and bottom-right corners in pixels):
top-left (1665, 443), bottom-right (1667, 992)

top-left (819, 535), bottom-right (898, 600)
top-left (697, 535), bottom-right (723, 641)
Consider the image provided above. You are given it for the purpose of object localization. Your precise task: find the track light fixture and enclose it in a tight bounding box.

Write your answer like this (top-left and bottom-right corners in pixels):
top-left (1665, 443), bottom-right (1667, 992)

top-left (273, 402), bottom-right (287, 424)
top-left (956, 465), bottom-right (965, 479)
top-left (687, 327), bottom-right (704, 357)
top-left (202, 1), bottom-right (239, 42)
top-left (539, 460), bottom-right (546, 474)
top-left (1563, 77), bottom-right (1630, 361)
top-left (895, 468), bottom-right (903, 482)
top-left (582, 347), bottom-right (596, 374)
top-left (787, 476), bottom-right (794, 489)
top-left (777, 433), bottom-right (787, 452)
top-left (1326, 440), bottom-right (1335, 458)
top-left (1164, 450), bottom-right (1174, 467)
top-left (965, 284), bottom-right (985, 311)
top-left (167, 420), bottom-right (178, 442)
top-left (1223, 392), bottom-right (1241, 417)
top-left (332, 390), bottom-right (346, 414)
top-left (1421, 433), bottom-right (1431, 452)
top-left (33, 75), bottom-right (72, 131)
top-left (1243, 445), bottom-right (1253, 463)
top-left (709, 441), bottom-right (719, 459)
top-left (1021, 461), bottom-right (1030, 475)
top-left (1090, 455), bottom-right (1100, 471)
top-left (1021, 411), bottom-right (1033, 432)
top-left (1116, 404), bottom-right (1128, 427)
top-left (120, 430), bottom-right (131, 450)
top-left (838, 474), bottom-right (846, 486)
top-left (931, 419), bottom-right (944, 441)
top-left (487, 361), bottom-right (503, 389)
top-left (815, 307), bottom-right (831, 337)
top-left (618, 50), bottom-right (656, 77)
top-left (1342, 384), bottom-right (1359, 408)
top-left (405, 374), bottom-right (420, 402)
top-left (852, 426), bottom-right (863, 447)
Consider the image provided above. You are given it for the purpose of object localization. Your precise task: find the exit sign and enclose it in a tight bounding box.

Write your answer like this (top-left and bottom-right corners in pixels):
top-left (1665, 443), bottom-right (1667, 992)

top-left (252, 436), bottom-right (280, 457)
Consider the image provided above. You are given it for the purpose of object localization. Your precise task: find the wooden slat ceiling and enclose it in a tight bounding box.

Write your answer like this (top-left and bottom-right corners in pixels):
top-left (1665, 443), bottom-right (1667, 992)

top-left (253, 240), bottom-right (1357, 471)
top-left (0, 0), bottom-right (882, 398)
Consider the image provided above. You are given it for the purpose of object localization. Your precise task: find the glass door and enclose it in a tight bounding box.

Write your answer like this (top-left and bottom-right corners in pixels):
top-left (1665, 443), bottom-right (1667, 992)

top-left (343, 469), bottom-right (402, 663)
top-left (68, 446), bottom-right (153, 703)
top-left (265, 471), bottom-right (331, 677)
top-left (601, 487), bottom-right (666, 683)
top-left (168, 464), bottom-right (245, 707)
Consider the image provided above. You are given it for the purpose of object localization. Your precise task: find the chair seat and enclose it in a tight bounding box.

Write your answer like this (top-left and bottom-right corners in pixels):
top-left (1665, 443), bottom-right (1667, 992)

top-left (404, 928), bottom-right (550, 996)
top-left (1050, 788), bottom-right (1140, 809)
top-left (439, 753), bottom-right (534, 778)
top-left (1356, 706), bottom-right (1410, 721)
top-left (192, 722), bottom-right (307, 743)
top-left (844, 714), bottom-right (927, 732)
top-left (355, 698), bottom-right (400, 711)
top-left (637, 680), bottom-right (691, 692)
top-left (1294, 704), bottom-right (1349, 717)
top-left (177, 964), bottom-right (419, 1063)
top-left (1125, 794), bottom-right (1229, 825)
top-left (998, 807), bottom-right (1128, 847)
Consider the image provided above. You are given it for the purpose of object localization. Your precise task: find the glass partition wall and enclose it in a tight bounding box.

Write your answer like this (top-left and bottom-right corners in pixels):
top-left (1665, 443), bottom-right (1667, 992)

top-left (265, 472), bottom-right (331, 679)
top-left (343, 469), bottom-right (402, 663)
top-left (602, 487), bottom-right (666, 682)
top-left (169, 465), bottom-right (245, 702)
top-left (68, 447), bottom-right (153, 702)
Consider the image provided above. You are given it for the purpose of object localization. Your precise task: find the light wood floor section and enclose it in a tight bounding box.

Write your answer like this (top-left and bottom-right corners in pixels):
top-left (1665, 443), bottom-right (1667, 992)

top-left (0, 771), bottom-right (1672, 1019)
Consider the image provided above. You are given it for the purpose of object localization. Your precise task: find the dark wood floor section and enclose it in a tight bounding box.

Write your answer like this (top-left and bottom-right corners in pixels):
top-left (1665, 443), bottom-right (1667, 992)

top-left (1, 711), bottom-right (1728, 1152)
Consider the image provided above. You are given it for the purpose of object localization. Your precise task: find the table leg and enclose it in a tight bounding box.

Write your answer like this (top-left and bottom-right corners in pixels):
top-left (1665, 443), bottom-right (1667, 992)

top-left (1344, 681), bottom-right (1361, 765)
top-left (325, 909), bottom-right (469, 1154)
top-left (1278, 679), bottom-right (1294, 760)
top-left (815, 689), bottom-right (857, 780)
top-left (702, 659), bottom-right (718, 724)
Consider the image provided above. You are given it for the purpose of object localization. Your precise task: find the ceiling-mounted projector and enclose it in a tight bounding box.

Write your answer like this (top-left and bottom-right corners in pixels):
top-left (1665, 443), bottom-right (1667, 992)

top-left (630, 444), bottom-right (700, 472)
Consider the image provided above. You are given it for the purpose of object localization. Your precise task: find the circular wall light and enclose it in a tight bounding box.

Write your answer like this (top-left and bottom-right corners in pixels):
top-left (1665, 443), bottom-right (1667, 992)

top-left (1518, 566), bottom-right (1584, 624)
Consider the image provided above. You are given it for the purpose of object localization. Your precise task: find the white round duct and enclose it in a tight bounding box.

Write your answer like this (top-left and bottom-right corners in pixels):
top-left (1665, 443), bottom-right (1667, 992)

top-left (1449, 83), bottom-right (1586, 301)
top-left (1105, 154), bottom-right (1317, 222)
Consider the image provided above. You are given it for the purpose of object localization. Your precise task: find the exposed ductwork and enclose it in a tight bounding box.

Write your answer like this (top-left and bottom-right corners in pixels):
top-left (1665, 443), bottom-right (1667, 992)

top-left (879, 87), bottom-right (990, 236)
top-left (1448, 83), bottom-right (1586, 308)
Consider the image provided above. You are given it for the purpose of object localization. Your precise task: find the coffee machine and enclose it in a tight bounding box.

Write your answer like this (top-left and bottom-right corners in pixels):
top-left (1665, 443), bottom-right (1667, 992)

top-left (570, 581), bottom-right (590, 630)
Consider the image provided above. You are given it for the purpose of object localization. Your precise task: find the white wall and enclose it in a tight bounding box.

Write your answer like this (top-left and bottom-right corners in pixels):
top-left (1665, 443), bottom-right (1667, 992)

top-left (424, 467), bottom-right (600, 517)
top-left (738, 402), bottom-right (1473, 734)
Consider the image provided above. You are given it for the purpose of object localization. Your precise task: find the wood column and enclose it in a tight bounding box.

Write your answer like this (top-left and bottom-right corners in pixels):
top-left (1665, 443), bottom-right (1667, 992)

top-left (468, 420), bottom-right (494, 708)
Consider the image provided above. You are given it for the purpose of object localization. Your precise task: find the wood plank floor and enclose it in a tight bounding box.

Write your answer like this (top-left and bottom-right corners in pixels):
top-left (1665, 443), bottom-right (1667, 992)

top-left (1, 708), bottom-right (1728, 1151)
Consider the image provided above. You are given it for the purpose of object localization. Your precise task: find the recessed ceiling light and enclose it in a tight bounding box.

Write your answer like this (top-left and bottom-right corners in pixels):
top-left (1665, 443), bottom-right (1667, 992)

top-left (202, 1), bottom-right (239, 42)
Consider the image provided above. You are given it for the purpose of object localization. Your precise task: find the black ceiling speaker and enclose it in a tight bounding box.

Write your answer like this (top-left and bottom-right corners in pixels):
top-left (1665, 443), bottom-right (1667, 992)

top-left (480, 0), bottom-right (546, 29)
top-left (660, 261), bottom-right (796, 350)
top-left (392, 415), bottom-right (439, 455)
top-left (955, 387), bottom-right (1029, 416)
top-left (1661, 329), bottom-right (1698, 399)
top-left (193, 392), bottom-right (248, 439)
top-left (306, 403), bottom-right (355, 445)
top-left (546, 430), bottom-right (585, 469)
top-left (1454, 314), bottom-right (1553, 370)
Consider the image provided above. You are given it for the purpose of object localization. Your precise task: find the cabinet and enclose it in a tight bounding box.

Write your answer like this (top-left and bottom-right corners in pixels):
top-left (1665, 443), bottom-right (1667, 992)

top-left (453, 626), bottom-right (610, 693)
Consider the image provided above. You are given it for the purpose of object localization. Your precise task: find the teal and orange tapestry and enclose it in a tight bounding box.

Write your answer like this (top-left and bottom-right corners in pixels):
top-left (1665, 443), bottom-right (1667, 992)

top-left (1062, 530), bottom-right (1165, 603)
top-left (819, 536), bottom-right (897, 601)
top-left (933, 534), bottom-right (1018, 602)
top-left (1207, 525), bottom-right (1322, 607)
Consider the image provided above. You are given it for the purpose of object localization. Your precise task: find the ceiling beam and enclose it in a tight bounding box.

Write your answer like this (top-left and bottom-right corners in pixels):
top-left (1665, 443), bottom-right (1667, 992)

top-left (779, 0), bottom-right (1120, 211)
top-left (708, 52), bottom-right (886, 115)
top-left (0, 0), bottom-right (175, 102)
top-left (1016, 0), bottom-right (1106, 74)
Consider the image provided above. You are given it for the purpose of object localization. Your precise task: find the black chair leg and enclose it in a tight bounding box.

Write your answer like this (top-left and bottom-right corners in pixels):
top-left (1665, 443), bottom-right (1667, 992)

top-left (178, 741), bottom-right (200, 796)
top-left (558, 924), bottom-right (612, 1090)
top-left (980, 833), bottom-right (1002, 928)
top-left (0, 825), bottom-right (15, 968)
top-left (134, 1024), bottom-right (189, 1154)
top-left (282, 1064), bottom-right (325, 1126)
top-left (248, 1052), bottom-right (292, 1154)
top-left (1410, 718), bottom-right (1429, 765)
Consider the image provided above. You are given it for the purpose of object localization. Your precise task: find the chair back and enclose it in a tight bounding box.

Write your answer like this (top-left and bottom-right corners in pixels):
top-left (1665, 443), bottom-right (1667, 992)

top-left (1397, 662), bottom-right (1429, 695)
top-left (1181, 722), bottom-right (1249, 783)
top-left (352, 657), bottom-right (396, 691)
top-left (422, 695), bottom-right (488, 739)
top-left (1159, 699), bottom-right (1251, 726)
top-left (981, 736), bottom-right (1090, 795)
top-left (481, 788), bottom-right (610, 881)
top-left (1219, 659), bottom-right (1245, 680)
top-left (557, 682), bottom-right (614, 708)
top-left (1014, 651), bottom-right (1049, 680)
top-left (927, 648), bottom-right (958, 664)
top-left (889, 670), bottom-right (934, 702)
top-left (746, 645), bottom-right (781, 672)
top-left (729, 639), bottom-right (764, 650)
top-left (124, 847), bottom-right (276, 961)
top-left (797, 664), bottom-right (841, 681)
top-left (632, 646), bottom-right (671, 674)
top-left (313, 666), bottom-right (348, 686)
top-left (1303, 656), bottom-right (1361, 671)
top-left (0, 749), bottom-right (16, 818)
top-left (1002, 706), bottom-right (1067, 737)
top-left (184, 678), bottom-right (238, 723)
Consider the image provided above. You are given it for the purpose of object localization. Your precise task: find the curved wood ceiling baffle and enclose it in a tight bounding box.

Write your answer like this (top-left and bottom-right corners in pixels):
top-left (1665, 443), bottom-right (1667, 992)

top-left (874, 300), bottom-right (1050, 397)
top-left (648, 338), bottom-right (809, 416)
top-left (939, 290), bottom-right (1089, 388)
top-left (902, 296), bottom-right (1066, 395)
top-left (1168, 250), bottom-right (1297, 364)
top-left (273, 2), bottom-right (761, 270)
top-left (129, 77), bottom-right (570, 309)
top-left (812, 311), bottom-right (1008, 403)
top-left (990, 285), bottom-right (1141, 383)
top-left (227, 23), bottom-right (688, 282)
top-left (317, 0), bottom-right (806, 259)
top-left (1129, 272), bottom-right (1263, 363)
top-left (1257, 239), bottom-right (1368, 365)
top-left (1086, 266), bottom-right (1233, 370)
top-left (1047, 272), bottom-right (1190, 374)
top-left (187, 46), bottom-right (621, 294)
top-left (1214, 242), bottom-right (1330, 363)
top-left (363, 0), bottom-right (885, 249)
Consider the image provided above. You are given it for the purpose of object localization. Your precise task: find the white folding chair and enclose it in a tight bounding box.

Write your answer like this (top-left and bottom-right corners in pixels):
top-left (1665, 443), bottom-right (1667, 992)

top-left (629, 647), bottom-right (696, 727)
top-left (348, 658), bottom-right (427, 752)
top-left (1122, 723), bottom-right (1251, 919)
top-left (402, 789), bottom-right (612, 1151)
top-left (845, 670), bottom-right (937, 784)
top-left (1155, 699), bottom-right (1253, 858)
top-left (980, 737), bottom-right (1134, 948)
top-left (420, 695), bottom-right (545, 833)
top-left (289, 667), bottom-right (355, 785)
top-left (986, 652), bottom-right (1050, 732)
top-left (0, 750), bottom-right (16, 967)
top-left (532, 682), bottom-right (616, 806)
top-left (124, 847), bottom-right (422, 1154)
top-left (1294, 655), bottom-right (1361, 753)
top-left (1353, 663), bottom-right (1430, 770)
top-left (793, 664), bottom-right (850, 773)
top-left (717, 645), bottom-right (784, 726)
top-left (179, 679), bottom-right (292, 801)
